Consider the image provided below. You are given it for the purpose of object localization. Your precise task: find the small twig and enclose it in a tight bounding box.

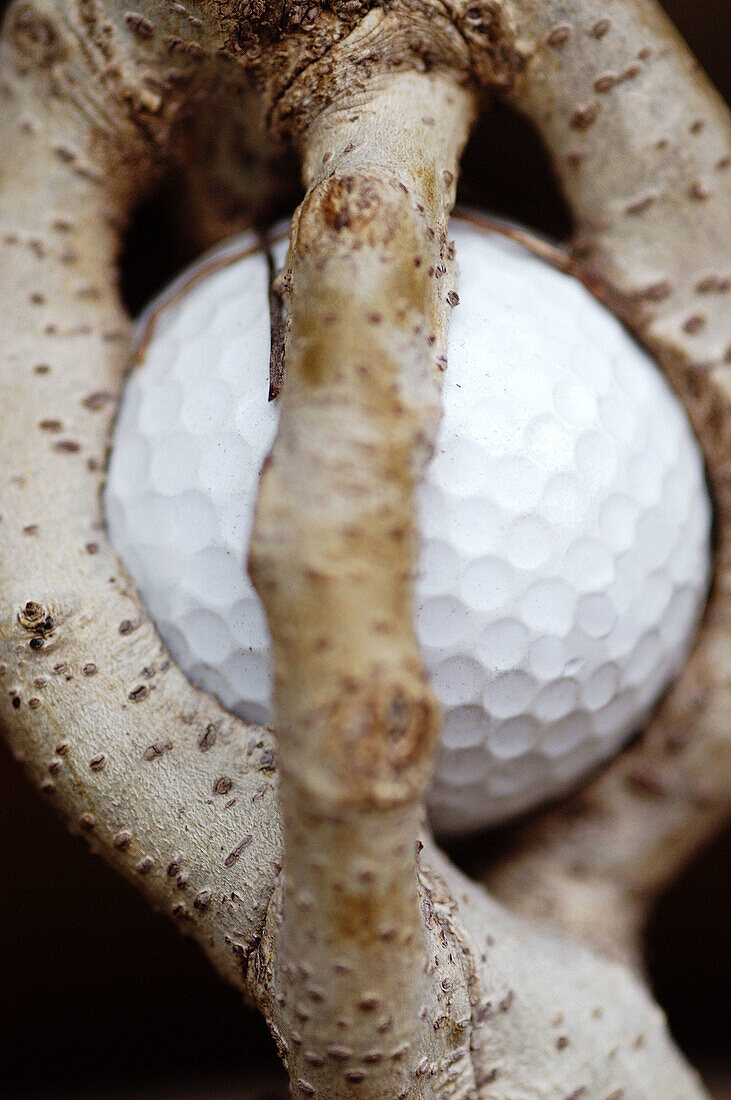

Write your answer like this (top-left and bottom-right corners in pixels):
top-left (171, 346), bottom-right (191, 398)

top-left (263, 231), bottom-right (288, 401)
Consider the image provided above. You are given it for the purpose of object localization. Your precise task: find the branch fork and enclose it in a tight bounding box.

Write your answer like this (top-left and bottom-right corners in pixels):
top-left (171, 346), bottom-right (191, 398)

top-left (0, 1), bottom-right (728, 1096)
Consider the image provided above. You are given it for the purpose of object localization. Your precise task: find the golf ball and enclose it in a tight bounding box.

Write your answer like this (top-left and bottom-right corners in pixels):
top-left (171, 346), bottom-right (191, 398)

top-left (105, 217), bottom-right (711, 834)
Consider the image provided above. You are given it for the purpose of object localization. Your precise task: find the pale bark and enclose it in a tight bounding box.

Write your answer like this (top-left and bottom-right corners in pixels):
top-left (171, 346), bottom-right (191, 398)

top-left (0, 1), bottom-right (727, 1097)
top-left (482, 0), bottom-right (731, 966)
top-left (0, 0), bottom-right (282, 996)
top-left (247, 73), bottom-right (476, 1097)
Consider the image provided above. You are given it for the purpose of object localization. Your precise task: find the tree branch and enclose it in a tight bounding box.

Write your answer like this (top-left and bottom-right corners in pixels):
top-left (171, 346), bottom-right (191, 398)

top-left (247, 69), bottom-right (477, 1098)
top-left (0, 1), bottom-right (726, 1096)
top-left (481, 0), bottom-right (731, 963)
top-left (0, 0), bottom-right (282, 996)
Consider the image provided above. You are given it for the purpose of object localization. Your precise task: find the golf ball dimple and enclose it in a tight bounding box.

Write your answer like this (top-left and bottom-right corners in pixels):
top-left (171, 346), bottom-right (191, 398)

top-left (105, 217), bottom-right (712, 834)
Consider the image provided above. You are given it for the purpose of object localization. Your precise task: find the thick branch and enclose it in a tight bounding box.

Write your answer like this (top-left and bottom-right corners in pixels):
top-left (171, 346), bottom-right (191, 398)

top-left (481, 0), bottom-right (731, 961)
top-left (248, 71), bottom-right (477, 1098)
top-left (0, 0), bottom-right (282, 996)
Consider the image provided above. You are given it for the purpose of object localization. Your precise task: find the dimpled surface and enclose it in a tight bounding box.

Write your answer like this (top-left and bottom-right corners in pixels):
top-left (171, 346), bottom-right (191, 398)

top-left (105, 219), bottom-right (711, 835)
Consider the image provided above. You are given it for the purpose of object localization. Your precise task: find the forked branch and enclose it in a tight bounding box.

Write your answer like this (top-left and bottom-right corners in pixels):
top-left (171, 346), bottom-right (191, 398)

top-left (0, 1), bottom-right (727, 1097)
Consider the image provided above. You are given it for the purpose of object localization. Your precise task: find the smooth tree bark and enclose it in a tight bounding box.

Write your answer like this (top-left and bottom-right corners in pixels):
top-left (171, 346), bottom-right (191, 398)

top-left (482, 0), bottom-right (731, 967)
top-left (0, 1), bottom-right (727, 1096)
top-left (247, 73), bottom-right (480, 1097)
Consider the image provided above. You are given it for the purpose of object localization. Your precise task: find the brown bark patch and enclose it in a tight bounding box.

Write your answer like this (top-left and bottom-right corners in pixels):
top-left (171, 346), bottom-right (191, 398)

top-left (324, 678), bottom-right (439, 793)
top-left (7, 3), bottom-right (64, 66)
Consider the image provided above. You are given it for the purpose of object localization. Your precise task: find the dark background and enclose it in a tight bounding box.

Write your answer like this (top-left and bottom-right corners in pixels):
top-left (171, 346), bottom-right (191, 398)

top-left (1, 2), bottom-right (729, 1097)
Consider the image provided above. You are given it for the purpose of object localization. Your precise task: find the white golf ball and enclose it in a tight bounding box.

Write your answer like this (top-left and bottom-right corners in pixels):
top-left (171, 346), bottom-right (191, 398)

top-left (105, 216), bottom-right (711, 834)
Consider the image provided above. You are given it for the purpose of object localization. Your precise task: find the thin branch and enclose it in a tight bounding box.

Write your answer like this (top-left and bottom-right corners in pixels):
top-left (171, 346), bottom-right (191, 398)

top-left (264, 233), bottom-right (288, 401)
